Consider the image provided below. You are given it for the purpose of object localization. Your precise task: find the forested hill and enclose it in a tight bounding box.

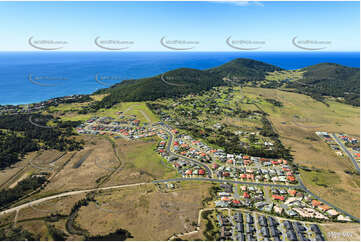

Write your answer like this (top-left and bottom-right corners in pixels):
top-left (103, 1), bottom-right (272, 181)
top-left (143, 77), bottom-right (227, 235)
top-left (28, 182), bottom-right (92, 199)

top-left (286, 63), bottom-right (360, 106)
top-left (93, 58), bottom-right (281, 109)
top-left (94, 68), bottom-right (225, 109)
top-left (92, 58), bottom-right (359, 109)
top-left (206, 58), bottom-right (283, 81)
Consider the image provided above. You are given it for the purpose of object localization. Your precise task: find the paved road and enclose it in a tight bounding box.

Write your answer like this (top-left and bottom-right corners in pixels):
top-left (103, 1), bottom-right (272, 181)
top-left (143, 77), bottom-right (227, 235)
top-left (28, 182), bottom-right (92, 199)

top-left (157, 126), bottom-right (213, 178)
top-left (0, 183), bottom-right (146, 216)
top-left (331, 133), bottom-right (360, 172)
top-left (296, 175), bottom-right (360, 222)
top-left (152, 177), bottom-right (302, 188)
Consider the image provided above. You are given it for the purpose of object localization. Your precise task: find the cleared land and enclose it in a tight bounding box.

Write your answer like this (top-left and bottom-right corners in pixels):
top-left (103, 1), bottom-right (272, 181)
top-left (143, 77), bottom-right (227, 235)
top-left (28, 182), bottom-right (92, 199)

top-left (75, 182), bottom-right (211, 240)
top-left (240, 87), bottom-right (360, 218)
top-left (321, 223), bottom-right (360, 241)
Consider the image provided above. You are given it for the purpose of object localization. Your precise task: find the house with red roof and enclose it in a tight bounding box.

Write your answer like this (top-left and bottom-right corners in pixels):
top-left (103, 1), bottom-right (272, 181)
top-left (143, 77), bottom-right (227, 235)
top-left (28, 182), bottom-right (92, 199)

top-left (243, 192), bottom-right (250, 198)
top-left (232, 200), bottom-right (241, 206)
top-left (311, 200), bottom-right (322, 208)
top-left (318, 204), bottom-right (331, 212)
top-left (288, 190), bottom-right (297, 197)
top-left (246, 174), bottom-right (254, 180)
top-left (240, 174), bottom-right (247, 179)
top-left (272, 195), bottom-right (285, 201)
top-left (223, 172), bottom-right (230, 177)
top-left (287, 176), bottom-right (296, 183)
top-left (198, 169), bottom-right (205, 175)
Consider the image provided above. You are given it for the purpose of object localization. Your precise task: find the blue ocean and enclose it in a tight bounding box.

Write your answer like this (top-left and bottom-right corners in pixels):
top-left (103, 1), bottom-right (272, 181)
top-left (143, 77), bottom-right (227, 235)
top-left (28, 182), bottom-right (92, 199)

top-left (0, 51), bottom-right (359, 105)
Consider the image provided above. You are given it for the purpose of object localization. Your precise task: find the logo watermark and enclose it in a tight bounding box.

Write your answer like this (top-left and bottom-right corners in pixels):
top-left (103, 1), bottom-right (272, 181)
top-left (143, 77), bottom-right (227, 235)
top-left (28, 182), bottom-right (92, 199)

top-left (95, 74), bottom-right (123, 87)
top-left (160, 36), bottom-right (199, 50)
top-left (160, 73), bottom-right (188, 87)
top-left (292, 36), bottom-right (331, 51)
top-left (94, 36), bottom-right (134, 50)
top-left (28, 36), bottom-right (68, 50)
top-left (226, 36), bottom-right (265, 50)
top-left (28, 74), bottom-right (67, 87)
top-left (28, 115), bottom-right (53, 129)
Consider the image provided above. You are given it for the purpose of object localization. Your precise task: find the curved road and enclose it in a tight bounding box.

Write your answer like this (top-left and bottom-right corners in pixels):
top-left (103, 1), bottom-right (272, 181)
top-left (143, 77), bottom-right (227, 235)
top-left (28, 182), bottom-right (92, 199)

top-left (157, 126), bottom-right (213, 178)
top-left (1, 117), bottom-right (359, 224)
top-left (153, 177), bottom-right (301, 189)
top-left (0, 183), bottom-right (147, 216)
top-left (0, 177), bottom-right (299, 217)
top-left (331, 133), bottom-right (360, 172)
top-left (296, 175), bottom-right (359, 222)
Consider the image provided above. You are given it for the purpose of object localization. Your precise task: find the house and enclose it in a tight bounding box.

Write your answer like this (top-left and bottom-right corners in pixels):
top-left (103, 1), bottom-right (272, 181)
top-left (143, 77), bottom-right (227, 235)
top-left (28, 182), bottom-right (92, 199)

top-left (268, 217), bottom-right (278, 227)
top-left (232, 200), bottom-right (242, 207)
top-left (272, 195), bottom-right (285, 201)
top-left (312, 200), bottom-right (322, 208)
top-left (286, 231), bottom-right (297, 241)
top-left (326, 209), bottom-right (339, 217)
top-left (198, 169), bottom-right (205, 175)
top-left (283, 220), bottom-right (293, 230)
top-left (246, 214), bottom-right (253, 224)
top-left (337, 215), bottom-right (352, 222)
top-left (273, 206), bottom-right (283, 214)
top-left (236, 223), bottom-right (244, 233)
top-left (243, 192), bottom-right (250, 199)
top-left (288, 190), bottom-right (297, 197)
top-left (285, 209), bottom-right (297, 217)
top-left (215, 200), bottom-right (228, 208)
top-left (255, 201), bottom-right (267, 209)
top-left (318, 204), bottom-right (331, 212)
top-left (287, 175), bottom-right (296, 182)
top-left (261, 227), bottom-right (270, 237)
top-left (270, 227), bottom-right (279, 237)
top-left (258, 216), bottom-right (268, 227)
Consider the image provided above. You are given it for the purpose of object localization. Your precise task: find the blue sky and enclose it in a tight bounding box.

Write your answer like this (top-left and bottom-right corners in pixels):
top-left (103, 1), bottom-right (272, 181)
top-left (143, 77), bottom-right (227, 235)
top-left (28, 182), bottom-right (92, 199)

top-left (0, 1), bottom-right (359, 51)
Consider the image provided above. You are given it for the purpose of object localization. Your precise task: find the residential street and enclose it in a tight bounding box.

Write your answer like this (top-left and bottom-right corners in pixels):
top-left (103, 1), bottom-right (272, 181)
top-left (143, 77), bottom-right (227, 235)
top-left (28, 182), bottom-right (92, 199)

top-left (331, 133), bottom-right (360, 172)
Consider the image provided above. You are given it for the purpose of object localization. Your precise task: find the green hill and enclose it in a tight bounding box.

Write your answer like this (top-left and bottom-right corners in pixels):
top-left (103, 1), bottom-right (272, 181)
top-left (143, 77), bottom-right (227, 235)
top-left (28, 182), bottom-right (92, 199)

top-left (93, 58), bottom-right (282, 108)
top-left (91, 58), bottom-right (359, 109)
top-left (206, 58), bottom-right (283, 82)
top-left (287, 63), bottom-right (360, 106)
top-left (94, 68), bottom-right (224, 109)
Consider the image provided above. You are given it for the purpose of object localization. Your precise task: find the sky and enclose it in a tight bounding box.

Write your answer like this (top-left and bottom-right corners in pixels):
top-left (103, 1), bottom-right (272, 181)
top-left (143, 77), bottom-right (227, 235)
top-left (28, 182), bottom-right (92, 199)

top-left (0, 1), bottom-right (359, 51)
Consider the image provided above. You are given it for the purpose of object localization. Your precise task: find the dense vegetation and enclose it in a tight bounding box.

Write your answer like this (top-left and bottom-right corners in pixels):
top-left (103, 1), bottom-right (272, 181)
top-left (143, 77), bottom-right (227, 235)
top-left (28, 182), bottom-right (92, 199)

top-left (86, 229), bottom-right (133, 241)
top-left (207, 58), bottom-right (283, 82)
top-left (0, 175), bottom-right (47, 208)
top-left (90, 68), bottom-right (225, 110)
top-left (79, 58), bottom-right (283, 111)
top-left (82, 59), bottom-right (359, 111)
top-left (0, 227), bottom-right (38, 241)
top-left (265, 98), bottom-right (283, 107)
top-left (46, 224), bottom-right (68, 241)
top-left (286, 63), bottom-right (360, 106)
top-left (0, 114), bottom-right (83, 169)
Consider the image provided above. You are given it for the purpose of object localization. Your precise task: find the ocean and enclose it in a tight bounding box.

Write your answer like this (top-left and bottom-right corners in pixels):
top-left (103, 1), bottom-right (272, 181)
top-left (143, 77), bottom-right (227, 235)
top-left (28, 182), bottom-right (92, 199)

top-left (0, 51), bottom-right (359, 105)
